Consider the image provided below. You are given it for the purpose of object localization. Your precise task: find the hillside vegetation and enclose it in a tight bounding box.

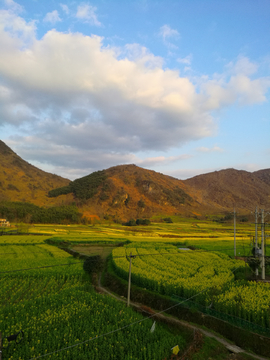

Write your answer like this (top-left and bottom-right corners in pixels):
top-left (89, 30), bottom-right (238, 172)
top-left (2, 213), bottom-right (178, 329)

top-left (0, 140), bottom-right (72, 206)
top-left (1, 140), bottom-right (270, 222)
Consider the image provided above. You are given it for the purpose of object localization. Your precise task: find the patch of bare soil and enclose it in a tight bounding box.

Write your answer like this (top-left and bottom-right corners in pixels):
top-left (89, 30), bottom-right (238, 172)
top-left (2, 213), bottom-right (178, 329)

top-left (71, 245), bottom-right (116, 259)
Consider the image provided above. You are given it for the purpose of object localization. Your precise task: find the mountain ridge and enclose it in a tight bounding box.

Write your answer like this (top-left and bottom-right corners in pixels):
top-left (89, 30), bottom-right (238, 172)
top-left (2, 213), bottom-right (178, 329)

top-left (0, 140), bottom-right (72, 206)
top-left (1, 140), bottom-right (270, 219)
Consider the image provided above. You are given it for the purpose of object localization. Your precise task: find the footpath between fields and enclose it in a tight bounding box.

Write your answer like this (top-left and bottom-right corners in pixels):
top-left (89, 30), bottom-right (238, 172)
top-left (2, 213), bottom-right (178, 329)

top-left (96, 273), bottom-right (269, 360)
top-left (63, 245), bottom-right (270, 360)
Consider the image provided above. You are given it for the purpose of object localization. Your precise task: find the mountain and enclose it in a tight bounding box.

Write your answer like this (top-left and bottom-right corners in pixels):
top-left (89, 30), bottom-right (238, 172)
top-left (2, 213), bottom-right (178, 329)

top-left (48, 164), bottom-right (195, 220)
top-left (1, 139), bottom-right (270, 219)
top-left (183, 168), bottom-right (270, 212)
top-left (48, 164), bottom-right (270, 220)
top-left (0, 140), bottom-right (72, 206)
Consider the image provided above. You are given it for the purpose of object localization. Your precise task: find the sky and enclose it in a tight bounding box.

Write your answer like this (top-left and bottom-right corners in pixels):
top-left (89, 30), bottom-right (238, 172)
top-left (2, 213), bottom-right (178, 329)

top-left (0, 0), bottom-right (269, 181)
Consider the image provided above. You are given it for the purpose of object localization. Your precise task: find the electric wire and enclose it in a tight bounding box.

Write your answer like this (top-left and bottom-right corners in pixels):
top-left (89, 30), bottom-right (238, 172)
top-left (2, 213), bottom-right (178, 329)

top-left (27, 283), bottom-right (221, 360)
top-left (27, 265), bottom-right (243, 360)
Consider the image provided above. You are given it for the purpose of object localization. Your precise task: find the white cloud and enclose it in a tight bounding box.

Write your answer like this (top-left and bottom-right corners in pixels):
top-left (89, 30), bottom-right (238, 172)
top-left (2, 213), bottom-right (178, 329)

top-left (0, 11), bottom-right (269, 177)
top-left (226, 56), bottom-right (258, 76)
top-left (177, 54), bottom-right (192, 65)
top-left (201, 57), bottom-right (270, 109)
top-left (76, 3), bottom-right (101, 26)
top-left (159, 24), bottom-right (180, 49)
top-left (43, 10), bottom-right (61, 24)
top-left (0, 8), bottom-right (36, 47)
top-left (60, 4), bottom-right (70, 15)
top-left (159, 24), bottom-right (179, 40)
top-left (4, 0), bottom-right (23, 13)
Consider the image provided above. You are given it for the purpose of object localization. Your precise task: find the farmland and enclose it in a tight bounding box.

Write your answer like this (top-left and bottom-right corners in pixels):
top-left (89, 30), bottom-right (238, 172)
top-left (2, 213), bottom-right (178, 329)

top-left (1, 217), bottom-right (270, 359)
top-left (112, 246), bottom-right (270, 331)
top-left (1, 242), bottom-right (187, 359)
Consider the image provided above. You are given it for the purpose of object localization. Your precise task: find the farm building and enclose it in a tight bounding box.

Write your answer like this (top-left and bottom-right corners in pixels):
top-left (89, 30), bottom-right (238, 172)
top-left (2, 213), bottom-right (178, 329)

top-left (0, 219), bottom-right (10, 227)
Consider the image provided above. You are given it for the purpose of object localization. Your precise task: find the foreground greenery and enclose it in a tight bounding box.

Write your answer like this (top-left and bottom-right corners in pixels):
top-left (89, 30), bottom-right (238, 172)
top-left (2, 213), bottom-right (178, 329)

top-left (1, 243), bottom-right (187, 360)
top-left (1, 217), bottom-right (269, 359)
top-left (112, 245), bottom-right (270, 331)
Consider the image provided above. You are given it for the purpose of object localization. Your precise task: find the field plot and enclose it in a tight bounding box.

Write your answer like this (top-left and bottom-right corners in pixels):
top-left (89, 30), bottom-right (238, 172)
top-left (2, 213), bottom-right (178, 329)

top-left (11, 218), bottom-right (263, 258)
top-left (0, 235), bottom-right (49, 245)
top-left (1, 239), bottom-right (187, 360)
top-left (112, 245), bottom-right (270, 331)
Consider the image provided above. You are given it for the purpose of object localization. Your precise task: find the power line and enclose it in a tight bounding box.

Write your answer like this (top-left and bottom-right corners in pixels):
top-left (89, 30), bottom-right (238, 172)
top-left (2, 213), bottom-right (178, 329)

top-left (27, 266), bottom-right (243, 360)
top-left (27, 283), bottom-right (219, 360)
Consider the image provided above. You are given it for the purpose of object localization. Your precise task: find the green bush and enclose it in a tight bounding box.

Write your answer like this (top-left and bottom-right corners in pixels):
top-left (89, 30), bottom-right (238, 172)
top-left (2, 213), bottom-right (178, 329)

top-left (83, 255), bottom-right (103, 274)
top-left (163, 217), bottom-right (173, 223)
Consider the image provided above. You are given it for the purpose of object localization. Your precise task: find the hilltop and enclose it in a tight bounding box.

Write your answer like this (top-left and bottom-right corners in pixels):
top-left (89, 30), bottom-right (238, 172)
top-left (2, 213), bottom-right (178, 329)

top-left (183, 168), bottom-right (270, 213)
top-left (48, 164), bottom-right (270, 220)
top-left (1, 140), bottom-right (270, 220)
top-left (48, 164), bottom-right (195, 220)
top-left (0, 140), bottom-right (72, 206)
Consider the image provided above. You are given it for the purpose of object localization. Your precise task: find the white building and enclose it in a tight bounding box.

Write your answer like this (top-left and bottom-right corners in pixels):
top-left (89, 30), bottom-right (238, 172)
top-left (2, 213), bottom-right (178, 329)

top-left (0, 219), bottom-right (10, 227)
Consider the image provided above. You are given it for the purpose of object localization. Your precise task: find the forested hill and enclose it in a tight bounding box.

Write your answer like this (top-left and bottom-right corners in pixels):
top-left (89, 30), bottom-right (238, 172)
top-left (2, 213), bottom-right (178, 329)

top-left (1, 140), bottom-right (270, 222)
top-left (48, 164), bottom-right (270, 220)
top-left (0, 140), bottom-right (72, 206)
top-left (183, 168), bottom-right (270, 212)
top-left (48, 164), bottom-right (194, 220)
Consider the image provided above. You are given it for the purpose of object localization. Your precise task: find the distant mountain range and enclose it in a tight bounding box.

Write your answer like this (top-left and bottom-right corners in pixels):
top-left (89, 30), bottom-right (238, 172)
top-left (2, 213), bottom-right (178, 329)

top-left (1, 139), bottom-right (270, 220)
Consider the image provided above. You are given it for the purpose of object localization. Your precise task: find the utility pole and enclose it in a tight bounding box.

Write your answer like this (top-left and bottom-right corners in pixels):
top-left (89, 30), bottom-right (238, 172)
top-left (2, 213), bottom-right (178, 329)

top-left (0, 331), bottom-right (2, 360)
top-left (234, 208), bottom-right (236, 257)
top-left (127, 252), bottom-right (136, 307)
top-left (261, 209), bottom-right (265, 280)
top-left (255, 207), bottom-right (258, 249)
top-left (255, 207), bottom-right (259, 276)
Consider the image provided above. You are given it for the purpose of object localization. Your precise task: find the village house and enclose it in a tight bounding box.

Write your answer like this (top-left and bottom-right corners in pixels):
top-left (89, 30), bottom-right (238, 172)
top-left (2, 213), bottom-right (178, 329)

top-left (0, 219), bottom-right (10, 227)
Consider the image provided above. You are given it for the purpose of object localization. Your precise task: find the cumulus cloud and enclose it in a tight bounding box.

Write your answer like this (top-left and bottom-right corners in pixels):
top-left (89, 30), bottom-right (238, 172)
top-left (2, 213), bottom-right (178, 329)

top-left (0, 8), bottom-right (36, 45)
top-left (0, 10), bottom-right (269, 178)
top-left (76, 3), bottom-right (101, 26)
top-left (201, 57), bottom-right (270, 109)
top-left (226, 56), bottom-right (258, 76)
top-left (43, 10), bottom-right (61, 24)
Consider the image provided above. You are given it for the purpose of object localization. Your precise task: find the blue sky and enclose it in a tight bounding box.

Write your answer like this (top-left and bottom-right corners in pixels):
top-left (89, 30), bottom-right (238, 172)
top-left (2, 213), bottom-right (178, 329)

top-left (0, 0), bottom-right (269, 180)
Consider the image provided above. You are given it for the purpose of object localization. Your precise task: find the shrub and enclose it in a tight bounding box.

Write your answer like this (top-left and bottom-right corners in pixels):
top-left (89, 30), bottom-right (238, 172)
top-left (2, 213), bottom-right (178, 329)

top-left (125, 219), bottom-right (137, 226)
top-left (83, 255), bottom-right (103, 274)
top-left (163, 217), bottom-right (173, 223)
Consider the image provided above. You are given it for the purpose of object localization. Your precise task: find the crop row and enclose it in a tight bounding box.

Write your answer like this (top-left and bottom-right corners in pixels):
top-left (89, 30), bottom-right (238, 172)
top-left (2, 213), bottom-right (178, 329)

top-left (111, 245), bottom-right (270, 328)
top-left (2, 243), bottom-right (186, 360)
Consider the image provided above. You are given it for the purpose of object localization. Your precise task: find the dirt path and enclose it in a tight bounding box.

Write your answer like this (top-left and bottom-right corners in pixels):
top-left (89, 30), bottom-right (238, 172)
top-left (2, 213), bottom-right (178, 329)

top-left (97, 275), bottom-right (269, 360)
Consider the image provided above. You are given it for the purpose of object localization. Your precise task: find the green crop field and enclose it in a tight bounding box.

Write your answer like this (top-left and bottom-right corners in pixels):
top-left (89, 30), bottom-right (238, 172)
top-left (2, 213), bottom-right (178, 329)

top-left (112, 245), bottom-right (270, 333)
top-left (1, 217), bottom-right (269, 359)
top-left (0, 239), bottom-right (188, 360)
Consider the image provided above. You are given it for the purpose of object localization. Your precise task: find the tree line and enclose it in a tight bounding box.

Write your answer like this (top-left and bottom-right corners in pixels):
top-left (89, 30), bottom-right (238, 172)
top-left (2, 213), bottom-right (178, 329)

top-left (0, 201), bottom-right (81, 224)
